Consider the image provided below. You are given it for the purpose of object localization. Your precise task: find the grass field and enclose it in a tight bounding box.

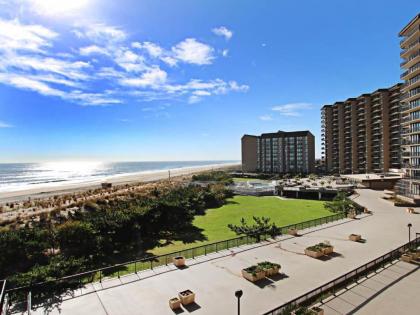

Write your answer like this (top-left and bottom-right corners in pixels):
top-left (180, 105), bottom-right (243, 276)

top-left (151, 195), bottom-right (332, 256)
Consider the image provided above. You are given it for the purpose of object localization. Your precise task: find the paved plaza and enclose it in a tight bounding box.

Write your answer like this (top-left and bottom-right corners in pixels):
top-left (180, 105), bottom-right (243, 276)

top-left (25, 189), bottom-right (419, 315)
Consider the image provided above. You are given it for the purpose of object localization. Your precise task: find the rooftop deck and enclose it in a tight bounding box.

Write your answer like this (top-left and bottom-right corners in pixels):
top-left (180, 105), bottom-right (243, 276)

top-left (14, 190), bottom-right (420, 315)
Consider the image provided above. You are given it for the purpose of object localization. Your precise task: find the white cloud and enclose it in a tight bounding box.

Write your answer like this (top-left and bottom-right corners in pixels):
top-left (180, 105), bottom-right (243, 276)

top-left (0, 18), bottom-right (57, 52)
top-left (119, 67), bottom-right (167, 87)
top-left (271, 102), bottom-right (312, 116)
top-left (172, 38), bottom-right (214, 65)
top-left (79, 45), bottom-right (109, 56)
top-left (75, 23), bottom-right (126, 43)
top-left (0, 121), bottom-right (13, 128)
top-left (0, 18), bottom-right (248, 107)
top-left (212, 26), bottom-right (233, 40)
top-left (222, 49), bottom-right (229, 57)
top-left (132, 41), bottom-right (163, 58)
top-left (259, 115), bottom-right (273, 121)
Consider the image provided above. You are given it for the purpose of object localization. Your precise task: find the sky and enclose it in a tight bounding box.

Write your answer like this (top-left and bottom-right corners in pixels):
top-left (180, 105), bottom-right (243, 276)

top-left (0, 0), bottom-right (418, 163)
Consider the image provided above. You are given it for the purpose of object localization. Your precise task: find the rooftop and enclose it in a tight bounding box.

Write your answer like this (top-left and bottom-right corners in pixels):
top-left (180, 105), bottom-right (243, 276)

top-left (23, 189), bottom-right (420, 315)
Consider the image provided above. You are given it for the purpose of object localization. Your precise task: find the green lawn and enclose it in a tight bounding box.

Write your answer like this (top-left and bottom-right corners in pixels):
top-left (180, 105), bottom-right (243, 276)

top-left (151, 195), bottom-right (332, 256)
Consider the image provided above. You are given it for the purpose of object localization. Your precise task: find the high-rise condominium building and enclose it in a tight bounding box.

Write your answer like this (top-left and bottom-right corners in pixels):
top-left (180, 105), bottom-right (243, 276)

top-left (241, 130), bottom-right (315, 174)
top-left (397, 14), bottom-right (420, 201)
top-left (321, 84), bottom-right (402, 174)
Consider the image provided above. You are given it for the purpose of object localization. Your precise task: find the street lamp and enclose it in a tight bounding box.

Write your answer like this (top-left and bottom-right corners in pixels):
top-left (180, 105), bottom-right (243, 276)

top-left (235, 290), bottom-right (243, 315)
top-left (408, 223), bottom-right (412, 244)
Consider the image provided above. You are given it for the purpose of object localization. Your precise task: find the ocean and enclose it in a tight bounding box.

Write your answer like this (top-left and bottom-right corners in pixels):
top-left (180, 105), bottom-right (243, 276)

top-left (0, 161), bottom-right (238, 193)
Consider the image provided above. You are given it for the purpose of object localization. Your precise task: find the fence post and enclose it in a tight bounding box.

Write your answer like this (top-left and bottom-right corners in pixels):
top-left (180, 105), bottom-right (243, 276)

top-left (150, 260), bottom-right (153, 270)
top-left (216, 242), bottom-right (218, 252)
top-left (135, 261), bottom-right (137, 273)
top-left (99, 270), bottom-right (102, 283)
top-left (205, 245), bottom-right (207, 256)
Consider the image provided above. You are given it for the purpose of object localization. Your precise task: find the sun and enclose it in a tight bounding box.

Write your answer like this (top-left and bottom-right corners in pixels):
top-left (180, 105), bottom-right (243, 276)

top-left (29, 0), bottom-right (90, 16)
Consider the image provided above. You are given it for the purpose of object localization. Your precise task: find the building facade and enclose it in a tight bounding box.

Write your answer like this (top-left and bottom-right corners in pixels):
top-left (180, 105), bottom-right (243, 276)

top-left (242, 130), bottom-right (315, 174)
top-left (321, 84), bottom-right (402, 174)
top-left (397, 14), bottom-right (420, 201)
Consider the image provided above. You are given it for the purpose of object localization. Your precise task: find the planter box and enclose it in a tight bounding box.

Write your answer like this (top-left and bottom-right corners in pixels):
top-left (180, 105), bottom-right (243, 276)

top-left (401, 253), bottom-right (413, 263)
top-left (347, 213), bottom-right (356, 219)
top-left (288, 228), bottom-right (299, 236)
top-left (321, 246), bottom-right (334, 255)
top-left (406, 251), bottom-right (420, 260)
top-left (173, 256), bottom-right (186, 267)
top-left (349, 234), bottom-right (362, 242)
top-left (241, 269), bottom-right (265, 282)
top-left (311, 306), bottom-right (325, 315)
top-left (178, 290), bottom-right (195, 305)
top-left (169, 297), bottom-right (181, 310)
top-left (305, 248), bottom-right (324, 258)
top-left (263, 266), bottom-right (281, 277)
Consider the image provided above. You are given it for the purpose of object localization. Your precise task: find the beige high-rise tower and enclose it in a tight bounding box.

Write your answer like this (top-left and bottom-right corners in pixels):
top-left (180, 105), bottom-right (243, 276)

top-left (321, 84), bottom-right (402, 174)
top-left (397, 14), bottom-right (420, 202)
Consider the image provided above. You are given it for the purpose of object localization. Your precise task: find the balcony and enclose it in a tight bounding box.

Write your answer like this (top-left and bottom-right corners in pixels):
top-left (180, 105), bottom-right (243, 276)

top-left (401, 40), bottom-right (420, 58)
top-left (400, 26), bottom-right (420, 48)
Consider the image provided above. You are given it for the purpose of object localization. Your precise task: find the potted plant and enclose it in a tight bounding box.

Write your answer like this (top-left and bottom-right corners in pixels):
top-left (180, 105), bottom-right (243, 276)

top-left (304, 245), bottom-right (324, 258)
top-left (257, 261), bottom-right (281, 276)
top-left (178, 289), bottom-right (195, 305)
top-left (347, 210), bottom-right (356, 219)
top-left (288, 228), bottom-right (299, 236)
top-left (318, 241), bottom-right (334, 255)
top-left (169, 297), bottom-right (181, 310)
top-left (173, 256), bottom-right (186, 267)
top-left (241, 265), bottom-right (265, 282)
top-left (349, 234), bottom-right (362, 242)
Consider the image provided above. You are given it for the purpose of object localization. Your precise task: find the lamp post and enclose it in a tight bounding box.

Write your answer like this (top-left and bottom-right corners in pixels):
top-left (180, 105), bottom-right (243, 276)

top-left (408, 223), bottom-right (412, 244)
top-left (235, 290), bottom-right (243, 315)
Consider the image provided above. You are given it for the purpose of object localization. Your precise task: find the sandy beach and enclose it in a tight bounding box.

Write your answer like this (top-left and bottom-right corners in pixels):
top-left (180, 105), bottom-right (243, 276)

top-left (0, 163), bottom-right (239, 204)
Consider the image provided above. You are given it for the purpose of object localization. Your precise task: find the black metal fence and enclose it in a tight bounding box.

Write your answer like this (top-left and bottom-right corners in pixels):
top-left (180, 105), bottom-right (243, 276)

top-left (5, 213), bottom-right (346, 307)
top-left (0, 280), bottom-right (6, 315)
top-left (262, 235), bottom-right (420, 315)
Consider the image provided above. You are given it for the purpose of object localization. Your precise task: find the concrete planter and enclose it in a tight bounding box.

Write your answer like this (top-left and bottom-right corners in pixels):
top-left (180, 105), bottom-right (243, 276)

top-left (241, 269), bottom-right (265, 282)
top-left (169, 297), bottom-right (181, 310)
top-left (305, 248), bottom-right (324, 258)
top-left (262, 265), bottom-right (280, 276)
top-left (321, 246), bottom-right (334, 255)
top-left (173, 256), bottom-right (186, 267)
top-left (311, 306), bottom-right (325, 315)
top-left (349, 234), bottom-right (362, 242)
top-left (288, 228), bottom-right (299, 236)
top-left (347, 213), bottom-right (356, 219)
top-left (401, 253), bottom-right (413, 263)
top-left (178, 290), bottom-right (195, 305)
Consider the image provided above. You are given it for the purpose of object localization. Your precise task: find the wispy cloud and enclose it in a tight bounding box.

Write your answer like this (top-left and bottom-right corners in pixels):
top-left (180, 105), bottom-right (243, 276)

top-left (0, 121), bottom-right (13, 128)
top-left (271, 103), bottom-right (312, 116)
top-left (212, 26), bottom-right (233, 40)
top-left (0, 16), bottom-right (248, 106)
top-left (259, 114), bottom-right (273, 121)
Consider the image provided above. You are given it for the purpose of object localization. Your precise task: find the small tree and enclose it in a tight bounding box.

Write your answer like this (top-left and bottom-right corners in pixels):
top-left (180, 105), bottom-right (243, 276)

top-left (228, 216), bottom-right (280, 242)
top-left (324, 191), bottom-right (353, 215)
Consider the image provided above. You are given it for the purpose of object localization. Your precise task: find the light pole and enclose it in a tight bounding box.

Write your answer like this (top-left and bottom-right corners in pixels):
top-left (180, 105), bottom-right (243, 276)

top-left (408, 223), bottom-right (412, 244)
top-left (235, 290), bottom-right (243, 315)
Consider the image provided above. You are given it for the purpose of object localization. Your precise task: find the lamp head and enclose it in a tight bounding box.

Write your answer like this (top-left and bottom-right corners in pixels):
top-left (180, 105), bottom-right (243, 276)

top-left (235, 290), bottom-right (243, 299)
top-left (408, 223), bottom-right (412, 228)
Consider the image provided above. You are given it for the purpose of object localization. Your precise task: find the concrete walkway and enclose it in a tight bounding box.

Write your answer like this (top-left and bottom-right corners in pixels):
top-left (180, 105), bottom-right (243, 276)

top-left (24, 189), bottom-right (420, 315)
top-left (321, 261), bottom-right (420, 315)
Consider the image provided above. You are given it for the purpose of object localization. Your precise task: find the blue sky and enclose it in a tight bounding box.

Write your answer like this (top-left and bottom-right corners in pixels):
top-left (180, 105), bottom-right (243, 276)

top-left (0, 0), bottom-right (418, 163)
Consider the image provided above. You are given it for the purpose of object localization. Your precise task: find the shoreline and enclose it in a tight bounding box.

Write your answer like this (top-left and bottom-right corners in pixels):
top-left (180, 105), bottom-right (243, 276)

top-left (0, 162), bottom-right (240, 204)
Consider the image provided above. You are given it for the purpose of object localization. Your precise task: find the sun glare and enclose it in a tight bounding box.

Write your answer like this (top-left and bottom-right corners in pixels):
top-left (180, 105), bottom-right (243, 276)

top-left (29, 0), bottom-right (90, 15)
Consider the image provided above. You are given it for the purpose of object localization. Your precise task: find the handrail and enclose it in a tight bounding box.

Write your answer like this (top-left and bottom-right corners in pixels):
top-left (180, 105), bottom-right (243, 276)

top-left (262, 235), bottom-right (420, 315)
top-left (6, 213), bottom-right (346, 301)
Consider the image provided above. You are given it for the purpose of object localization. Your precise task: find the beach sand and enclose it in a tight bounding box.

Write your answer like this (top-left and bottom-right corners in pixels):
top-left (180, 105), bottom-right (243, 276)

top-left (0, 163), bottom-right (239, 204)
